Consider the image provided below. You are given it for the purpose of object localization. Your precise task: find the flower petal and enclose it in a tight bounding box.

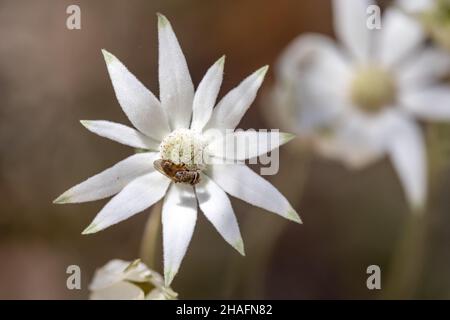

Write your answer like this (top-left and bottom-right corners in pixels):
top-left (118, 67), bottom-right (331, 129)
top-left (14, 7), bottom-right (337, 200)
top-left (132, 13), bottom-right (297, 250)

top-left (397, 0), bottom-right (434, 13)
top-left (375, 8), bottom-right (425, 68)
top-left (80, 120), bottom-right (159, 150)
top-left (53, 153), bottom-right (159, 204)
top-left (386, 116), bottom-right (427, 211)
top-left (124, 260), bottom-right (154, 283)
top-left (400, 86), bottom-right (450, 121)
top-left (90, 281), bottom-right (145, 300)
top-left (315, 111), bottom-right (388, 169)
top-left (89, 259), bottom-right (150, 291)
top-left (318, 109), bottom-right (427, 210)
top-left (397, 48), bottom-right (450, 90)
top-left (206, 130), bottom-right (294, 161)
top-left (82, 172), bottom-right (170, 234)
top-left (332, 0), bottom-right (373, 62)
top-left (204, 66), bottom-right (268, 131)
top-left (102, 50), bottom-right (170, 141)
top-left (196, 174), bottom-right (244, 255)
top-left (89, 259), bottom-right (130, 291)
top-left (157, 14), bottom-right (195, 130)
top-left (276, 34), bottom-right (351, 85)
top-left (207, 164), bottom-right (301, 223)
top-left (162, 183), bottom-right (197, 286)
top-left (191, 56), bottom-right (225, 131)
top-left (275, 34), bottom-right (351, 134)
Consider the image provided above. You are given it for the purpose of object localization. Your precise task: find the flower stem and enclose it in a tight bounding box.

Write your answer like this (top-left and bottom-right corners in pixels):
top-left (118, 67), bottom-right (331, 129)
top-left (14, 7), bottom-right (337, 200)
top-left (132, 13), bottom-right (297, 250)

top-left (222, 146), bottom-right (312, 298)
top-left (382, 210), bottom-right (427, 299)
top-left (140, 201), bottom-right (162, 270)
top-left (382, 123), bottom-right (447, 299)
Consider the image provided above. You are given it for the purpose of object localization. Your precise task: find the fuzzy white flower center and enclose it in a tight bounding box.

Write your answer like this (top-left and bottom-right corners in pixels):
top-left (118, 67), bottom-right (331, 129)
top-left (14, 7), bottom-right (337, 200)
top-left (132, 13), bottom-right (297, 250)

top-left (350, 65), bottom-right (396, 113)
top-left (159, 128), bottom-right (207, 170)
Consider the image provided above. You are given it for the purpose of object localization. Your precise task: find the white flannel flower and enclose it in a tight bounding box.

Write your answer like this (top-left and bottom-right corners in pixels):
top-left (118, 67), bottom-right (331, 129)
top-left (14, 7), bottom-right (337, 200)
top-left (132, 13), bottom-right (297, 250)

top-left (89, 259), bottom-right (177, 300)
top-left (54, 14), bottom-right (300, 286)
top-left (398, 0), bottom-right (450, 50)
top-left (271, 0), bottom-right (450, 211)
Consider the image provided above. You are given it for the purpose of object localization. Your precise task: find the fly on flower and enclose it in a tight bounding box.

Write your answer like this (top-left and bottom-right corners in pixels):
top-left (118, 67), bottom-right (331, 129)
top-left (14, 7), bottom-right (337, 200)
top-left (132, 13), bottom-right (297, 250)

top-left (54, 13), bottom-right (300, 286)
top-left (153, 159), bottom-right (201, 186)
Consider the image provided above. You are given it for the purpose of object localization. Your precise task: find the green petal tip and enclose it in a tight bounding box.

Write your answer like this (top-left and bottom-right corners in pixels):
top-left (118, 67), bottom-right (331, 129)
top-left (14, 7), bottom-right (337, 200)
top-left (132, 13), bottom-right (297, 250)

top-left (217, 55), bottom-right (226, 67)
top-left (79, 120), bottom-right (91, 127)
top-left (287, 208), bottom-right (302, 224)
top-left (234, 239), bottom-right (246, 256)
top-left (53, 193), bottom-right (70, 204)
top-left (124, 259), bottom-right (141, 272)
top-left (82, 223), bottom-right (99, 235)
top-left (157, 13), bottom-right (169, 28)
top-left (280, 132), bottom-right (296, 144)
top-left (164, 269), bottom-right (176, 287)
top-left (257, 65), bottom-right (269, 77)
top-left (101, 49), bottom-right (114, 64)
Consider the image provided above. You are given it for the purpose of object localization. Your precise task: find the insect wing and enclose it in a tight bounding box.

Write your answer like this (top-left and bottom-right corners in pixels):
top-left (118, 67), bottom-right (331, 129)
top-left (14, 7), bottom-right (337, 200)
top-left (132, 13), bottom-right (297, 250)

top-left (153, 160), bottom-right (174, 180)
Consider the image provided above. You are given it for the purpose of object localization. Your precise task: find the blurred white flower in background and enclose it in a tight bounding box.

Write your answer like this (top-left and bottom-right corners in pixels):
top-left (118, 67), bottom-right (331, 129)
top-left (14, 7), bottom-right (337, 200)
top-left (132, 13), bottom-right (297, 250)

top-left (398, 0), bottom-right (450, 50)
top-left (54, 14), bottom-right (300, 286)
top-left (270, 0), bottom-right (450, 211)
top-left (89, 259), bottom-right (177, 300)
top-left (397, 0), bottom-right (437, 12)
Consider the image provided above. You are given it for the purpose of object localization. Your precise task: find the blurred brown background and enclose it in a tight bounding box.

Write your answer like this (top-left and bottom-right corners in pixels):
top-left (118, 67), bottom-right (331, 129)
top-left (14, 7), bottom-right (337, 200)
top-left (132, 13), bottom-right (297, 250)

top-left (1, 0), bottom-right (450, 299)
